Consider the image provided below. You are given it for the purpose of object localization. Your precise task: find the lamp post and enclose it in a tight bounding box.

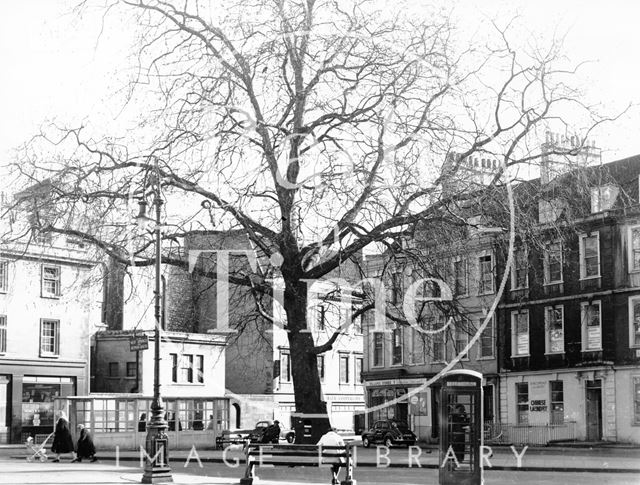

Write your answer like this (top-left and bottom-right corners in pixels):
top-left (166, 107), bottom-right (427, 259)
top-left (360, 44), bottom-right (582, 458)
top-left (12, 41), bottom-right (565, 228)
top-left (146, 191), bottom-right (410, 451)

top-left (137, 177), bottom-right (173, 483)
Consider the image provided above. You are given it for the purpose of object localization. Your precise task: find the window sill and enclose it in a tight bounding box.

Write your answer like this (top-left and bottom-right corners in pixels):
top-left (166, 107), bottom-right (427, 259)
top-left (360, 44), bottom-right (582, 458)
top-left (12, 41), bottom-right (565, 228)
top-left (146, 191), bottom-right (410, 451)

top-left (477, 356), bottom-right (495, 361)
top-left (543, 281), bottom-right (563, 286)
top-left (390, 363), bottom-right (403, 367)
top-left (39, 354), bottom-right (60, 359)
top-left (40, 295), bottom-right (62, 299)
top-left (579, 275), bottom-right (601, 281)
top-left (511, 354), bottom-right (530, 358)
top-left (477, 291), bottom-right (495, 297)
top-left (545, 352), bottom-right (565, 356)
top-left (581, 349), bottom-right (603, 353)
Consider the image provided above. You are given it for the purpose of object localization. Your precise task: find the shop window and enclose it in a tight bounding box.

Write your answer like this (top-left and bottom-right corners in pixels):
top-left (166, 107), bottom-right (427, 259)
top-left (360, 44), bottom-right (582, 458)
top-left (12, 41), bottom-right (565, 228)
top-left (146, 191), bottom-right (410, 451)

top-left (126, 362), bottom-right (137, 377)
top-left (317, 355), bottom-right (325, 381)
top-left (170, 353), bottom-right (178, 382)
top-left (196, 355), bottom-right (204, 383)
top-left (511, 310), bottom-right (529, 357)
top-left (373, 332), bottom-right (384, 367)
top-left (355, 356), bottom-right (363, 384)
top-left (544, 241), bottom-right (563, 284)
top-left (339, 355), bottom-right (350, 384)
top-left (21, 376), bottom-right (74, 434)
top-left (550, 381), bottom-right (564, 424)
top-left (478, 254), bottom-right (494, 295)
top-left (41, 265), bottom-right (61, 298)
top-left (281, 353), bottom-right (291, 382)
top-left (453, 258), bottom-right (468, 297)
top-left (545, 305), bottom-right (565, 354)
top-left (581, 301), bottom-right (602, 351)
top-left (0, 260), bottom-right (8, 292)
top-left (579, 233), bottom-right (600, 279)
top-left (479, 316), bottom-right (494, 359)
top-left (628, 297), bottom-right (640, 348)
top-left (512, 247), bottom-right (528, 290)
top-left (108, 362), bottom-right (119, 377)
top-left (391, 328), bottom-right (403, 365)
top-left (516, 382), bottom-right (529, 425)
top-left (39, 319), bottom-right (59, 357)
top-left (0, 315), bottom-right (6, 353)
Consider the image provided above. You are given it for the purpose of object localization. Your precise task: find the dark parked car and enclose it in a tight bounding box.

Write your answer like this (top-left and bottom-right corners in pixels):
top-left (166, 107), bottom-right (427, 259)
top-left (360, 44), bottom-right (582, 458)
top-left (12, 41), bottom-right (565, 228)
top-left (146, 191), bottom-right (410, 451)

top-left (248, 420), bottom-right (289, 444)
top-left (361, 420), bottom-right (416, 448)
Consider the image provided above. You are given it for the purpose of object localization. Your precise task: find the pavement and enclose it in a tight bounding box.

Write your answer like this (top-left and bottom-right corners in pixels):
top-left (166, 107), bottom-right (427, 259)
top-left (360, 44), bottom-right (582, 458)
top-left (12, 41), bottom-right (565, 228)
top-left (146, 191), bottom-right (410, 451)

top-left (5, 441), bottom-right (640, 473)
top-left (2, 443), bottom-right (640, 485)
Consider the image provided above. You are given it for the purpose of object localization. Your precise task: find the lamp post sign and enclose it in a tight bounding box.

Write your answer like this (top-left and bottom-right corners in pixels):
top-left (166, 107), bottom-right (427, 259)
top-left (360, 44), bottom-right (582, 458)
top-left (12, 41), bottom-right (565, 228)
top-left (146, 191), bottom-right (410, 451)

top-left (129, 334), bottom-right (149, 352)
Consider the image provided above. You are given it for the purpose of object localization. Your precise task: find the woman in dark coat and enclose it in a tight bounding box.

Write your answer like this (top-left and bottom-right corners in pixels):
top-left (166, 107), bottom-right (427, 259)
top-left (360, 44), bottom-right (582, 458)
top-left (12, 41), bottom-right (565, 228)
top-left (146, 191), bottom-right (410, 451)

top-left (51, 411), bottom-right (76, 462)
top-left (74, 424), bottom-right (97, 462)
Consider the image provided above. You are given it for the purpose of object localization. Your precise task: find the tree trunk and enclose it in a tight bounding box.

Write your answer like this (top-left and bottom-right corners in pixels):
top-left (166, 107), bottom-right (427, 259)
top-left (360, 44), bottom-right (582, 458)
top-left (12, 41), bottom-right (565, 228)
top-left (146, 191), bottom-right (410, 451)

top-left (283, 278), bottom-right (332, 442)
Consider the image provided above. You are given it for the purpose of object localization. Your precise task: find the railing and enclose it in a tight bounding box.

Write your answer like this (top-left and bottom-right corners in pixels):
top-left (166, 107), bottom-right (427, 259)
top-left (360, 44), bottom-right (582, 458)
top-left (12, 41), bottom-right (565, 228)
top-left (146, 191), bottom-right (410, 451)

top-left (484, 421), bottom-right (576, 446)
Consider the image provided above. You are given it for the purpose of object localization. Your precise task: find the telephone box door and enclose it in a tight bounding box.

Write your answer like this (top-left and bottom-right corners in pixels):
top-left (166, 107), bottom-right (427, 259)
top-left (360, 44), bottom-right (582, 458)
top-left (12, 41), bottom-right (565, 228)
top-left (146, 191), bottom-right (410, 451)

top-left (438, 370), bottom-right (483, 485)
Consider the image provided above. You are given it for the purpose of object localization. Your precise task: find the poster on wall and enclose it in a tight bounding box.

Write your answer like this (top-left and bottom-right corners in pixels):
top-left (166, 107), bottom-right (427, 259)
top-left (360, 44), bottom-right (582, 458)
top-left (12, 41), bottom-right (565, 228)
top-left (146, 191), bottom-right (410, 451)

top-left (529, 381), bottom-right (548, 415)
top-left (587, 326), bottom-right (601, 349)
top-left (409, 393), bottom-right (428, 415)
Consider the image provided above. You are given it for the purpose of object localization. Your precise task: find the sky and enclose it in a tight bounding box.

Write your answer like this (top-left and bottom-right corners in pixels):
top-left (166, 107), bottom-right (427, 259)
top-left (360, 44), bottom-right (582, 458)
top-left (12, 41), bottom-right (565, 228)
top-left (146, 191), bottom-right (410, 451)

top-left (1, 0), bottom-right (640, 191)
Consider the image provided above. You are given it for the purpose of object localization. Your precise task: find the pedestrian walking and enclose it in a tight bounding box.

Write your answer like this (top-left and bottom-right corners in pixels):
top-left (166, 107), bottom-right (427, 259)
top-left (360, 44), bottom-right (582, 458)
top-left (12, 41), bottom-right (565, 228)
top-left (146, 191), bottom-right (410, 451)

top-left (51, 411), bottom-right (76, 462)
top-left (74, 424), bottom-right (98, 462)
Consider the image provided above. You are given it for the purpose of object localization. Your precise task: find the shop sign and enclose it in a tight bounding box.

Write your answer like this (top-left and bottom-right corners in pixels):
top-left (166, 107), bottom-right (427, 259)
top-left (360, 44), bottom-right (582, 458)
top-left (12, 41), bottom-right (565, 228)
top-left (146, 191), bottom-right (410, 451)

top-left (530, 399), bottom-right (547, 412)
top-left (129, 334), bottom-right (149, 351)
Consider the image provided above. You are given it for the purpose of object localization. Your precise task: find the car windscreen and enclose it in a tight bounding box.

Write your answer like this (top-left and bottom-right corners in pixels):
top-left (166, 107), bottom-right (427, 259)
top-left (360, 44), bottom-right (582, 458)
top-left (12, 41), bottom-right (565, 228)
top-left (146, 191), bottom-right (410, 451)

top-left (391, 422), bottom-right (409, 431)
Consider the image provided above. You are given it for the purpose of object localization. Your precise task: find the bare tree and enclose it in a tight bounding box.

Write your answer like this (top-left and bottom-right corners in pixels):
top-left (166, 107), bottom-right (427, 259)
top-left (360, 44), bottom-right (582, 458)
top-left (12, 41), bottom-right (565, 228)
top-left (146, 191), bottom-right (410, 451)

top-left (6, 0), bottom-right (616, 435)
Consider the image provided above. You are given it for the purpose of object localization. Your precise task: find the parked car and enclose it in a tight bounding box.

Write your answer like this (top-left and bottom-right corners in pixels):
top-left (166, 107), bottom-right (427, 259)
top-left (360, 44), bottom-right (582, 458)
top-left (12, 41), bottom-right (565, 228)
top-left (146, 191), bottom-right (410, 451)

top-left (247, 421), bottom-right (275, 443)
top-left (361, 420), bottom-right (416, 448)
top-left (216, 420), bottom-right (296, 448)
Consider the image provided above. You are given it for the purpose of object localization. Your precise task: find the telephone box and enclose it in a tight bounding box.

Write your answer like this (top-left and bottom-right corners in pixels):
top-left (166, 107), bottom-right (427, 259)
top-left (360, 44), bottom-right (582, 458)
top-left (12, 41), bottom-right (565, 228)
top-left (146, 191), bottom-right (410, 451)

top-left (437, 370), bottom-right (483, 485)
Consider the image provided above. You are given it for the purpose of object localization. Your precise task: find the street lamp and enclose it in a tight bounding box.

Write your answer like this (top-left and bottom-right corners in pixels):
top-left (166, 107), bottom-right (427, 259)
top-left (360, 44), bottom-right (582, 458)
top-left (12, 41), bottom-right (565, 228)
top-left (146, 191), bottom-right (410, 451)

top-left (136, 176), bottom-right (173, 483)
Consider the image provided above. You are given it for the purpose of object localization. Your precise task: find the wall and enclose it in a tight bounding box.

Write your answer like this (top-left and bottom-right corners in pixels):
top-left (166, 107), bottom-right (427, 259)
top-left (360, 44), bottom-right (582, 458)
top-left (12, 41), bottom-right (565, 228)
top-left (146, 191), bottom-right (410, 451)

top-left (501, 369), bottom-right (619, 443)
top-left (94, 331), bottom-right (227, 398)
top-left (614, 368), bottom-right (640, 444)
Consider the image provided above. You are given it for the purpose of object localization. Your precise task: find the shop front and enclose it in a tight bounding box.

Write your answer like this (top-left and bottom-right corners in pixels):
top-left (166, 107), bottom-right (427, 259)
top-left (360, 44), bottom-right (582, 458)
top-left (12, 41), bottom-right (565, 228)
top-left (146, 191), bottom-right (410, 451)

top-left (0, 358), bottom-right (87, 444)
top-left (21, 376), bottom-right (76, 441)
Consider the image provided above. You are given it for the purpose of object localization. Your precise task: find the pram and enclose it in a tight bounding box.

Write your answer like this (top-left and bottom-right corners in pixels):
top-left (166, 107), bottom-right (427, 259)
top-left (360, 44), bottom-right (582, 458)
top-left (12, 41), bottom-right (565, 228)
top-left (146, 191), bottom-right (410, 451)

top-left (25, 432), bottom-right (54, 462)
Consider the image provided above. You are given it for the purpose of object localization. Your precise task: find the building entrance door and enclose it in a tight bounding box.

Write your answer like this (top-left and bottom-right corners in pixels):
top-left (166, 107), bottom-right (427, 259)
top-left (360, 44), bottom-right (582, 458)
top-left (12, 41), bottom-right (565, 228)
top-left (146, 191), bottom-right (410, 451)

top-left (0, 376), bottom-right (9, 443)
top-left (585, 380), bottom-right (602, 441)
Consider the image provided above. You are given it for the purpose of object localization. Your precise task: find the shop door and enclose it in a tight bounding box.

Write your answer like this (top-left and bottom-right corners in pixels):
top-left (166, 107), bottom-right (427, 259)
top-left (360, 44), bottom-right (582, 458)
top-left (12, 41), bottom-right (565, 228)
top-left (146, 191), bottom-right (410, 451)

top-left (586, 381), bottom-right (602, 441)
top-left (0, 376), bottom-right (9, 443)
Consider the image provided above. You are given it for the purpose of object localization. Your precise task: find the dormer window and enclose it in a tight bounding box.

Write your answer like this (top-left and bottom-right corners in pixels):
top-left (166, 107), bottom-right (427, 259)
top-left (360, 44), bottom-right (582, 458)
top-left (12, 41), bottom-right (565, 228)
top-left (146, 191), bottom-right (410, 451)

top-left (590, 185), bottom-right (618, 213)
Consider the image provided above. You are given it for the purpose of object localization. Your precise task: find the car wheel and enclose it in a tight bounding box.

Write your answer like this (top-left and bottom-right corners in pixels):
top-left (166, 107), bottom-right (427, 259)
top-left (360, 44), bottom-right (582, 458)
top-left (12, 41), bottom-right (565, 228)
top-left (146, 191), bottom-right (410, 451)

top-left (362, 436), bottom-right (370, 448)
top-left (384, 437), bottom-right (393, 448)
top-left (286, 433), bottom-right (295, 444)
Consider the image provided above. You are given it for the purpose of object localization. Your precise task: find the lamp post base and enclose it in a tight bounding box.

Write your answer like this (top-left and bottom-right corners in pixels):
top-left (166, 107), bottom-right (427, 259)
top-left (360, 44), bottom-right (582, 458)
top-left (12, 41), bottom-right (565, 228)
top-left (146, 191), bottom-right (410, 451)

top-left (141, 467), bottom-right (174, 484)
top-left (141, 412), bottom-right (173, 483)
